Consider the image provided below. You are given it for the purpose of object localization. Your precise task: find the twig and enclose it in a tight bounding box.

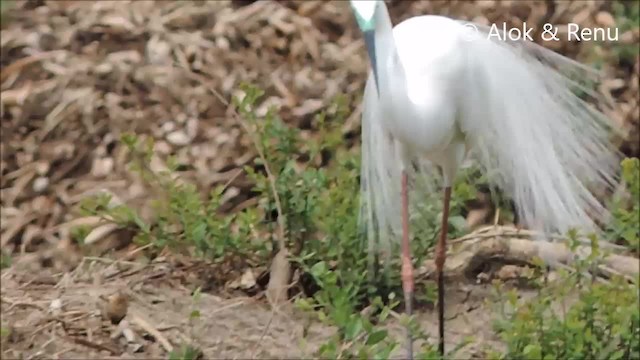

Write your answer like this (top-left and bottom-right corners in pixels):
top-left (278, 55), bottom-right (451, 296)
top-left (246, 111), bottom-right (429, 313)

top-left (251, 282), bottom-right (299, 358)
top-left (83, 256), bottom-right (141, 266)
top-left (0, 50), bottom-right (66, 83)
top-left (450, 225), bottom-right (628, 251)
top-left (209, 299), bottom-right (246, 316)
top-left (131, 313), bottom-right (174, 353)
top-left (338, 331), bottom-right (369, 359)
top-left (125, 243), bottom-right (153, 258)
top-left (67, 336), bottom-right (120, 355)
top-left (251, 306), bottom-right (276, 359)
top-left (221, 168), bottom-right (244, 192)
top-left (1, 297), bottom-right (45, 311)
top-left (598, 263), bottom-right (635, 282)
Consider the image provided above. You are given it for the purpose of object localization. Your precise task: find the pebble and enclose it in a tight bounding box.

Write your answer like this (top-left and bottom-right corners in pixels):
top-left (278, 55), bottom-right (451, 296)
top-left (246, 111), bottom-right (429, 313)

top-left (91, 157), bottom-right (114, 178)
top-left (32, 176), bottom-right (49, 192)
top-left (166, 130), bottom-right (191, 146)
top-left (161, 121), bottom-right (176, 134)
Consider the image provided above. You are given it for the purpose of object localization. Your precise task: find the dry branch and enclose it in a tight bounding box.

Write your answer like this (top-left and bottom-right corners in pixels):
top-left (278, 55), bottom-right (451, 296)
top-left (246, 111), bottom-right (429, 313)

top-left (131, 313), bottom-right (174, 353)
top-left (419, 227), bottom-right (639, 283)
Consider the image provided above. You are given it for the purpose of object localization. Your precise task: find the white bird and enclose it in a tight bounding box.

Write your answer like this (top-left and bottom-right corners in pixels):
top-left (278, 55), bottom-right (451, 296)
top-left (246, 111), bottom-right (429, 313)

top-left (348, 1), bottom-right (621, 358)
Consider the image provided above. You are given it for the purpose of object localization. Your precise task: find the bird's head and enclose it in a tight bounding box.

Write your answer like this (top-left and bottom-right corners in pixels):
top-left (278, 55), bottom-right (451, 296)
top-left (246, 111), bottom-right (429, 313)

top-left (349, 0), bottom-right (382, 94)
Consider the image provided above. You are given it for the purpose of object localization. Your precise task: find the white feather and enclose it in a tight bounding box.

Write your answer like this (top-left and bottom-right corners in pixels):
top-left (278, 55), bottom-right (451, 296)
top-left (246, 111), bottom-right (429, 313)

top-left (358, 13), bottom-right (622, 260)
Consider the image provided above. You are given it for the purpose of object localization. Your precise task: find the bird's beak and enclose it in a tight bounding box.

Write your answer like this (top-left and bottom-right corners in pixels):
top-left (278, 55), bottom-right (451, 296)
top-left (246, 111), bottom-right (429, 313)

top-left (363, 29), bottom-right (380, 96)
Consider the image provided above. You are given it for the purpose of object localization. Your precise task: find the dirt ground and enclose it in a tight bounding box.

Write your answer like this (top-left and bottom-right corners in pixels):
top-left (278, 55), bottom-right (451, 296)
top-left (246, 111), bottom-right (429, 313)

top-left (1, 256), bottom-right (515, 359)
top-left (1, 0), bottom-right (638, 359)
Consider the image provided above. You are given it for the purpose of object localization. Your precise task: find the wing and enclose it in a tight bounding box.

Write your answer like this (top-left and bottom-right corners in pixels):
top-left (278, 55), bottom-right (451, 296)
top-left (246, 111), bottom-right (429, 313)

top-left (457, 22), bottom-right (622, 240)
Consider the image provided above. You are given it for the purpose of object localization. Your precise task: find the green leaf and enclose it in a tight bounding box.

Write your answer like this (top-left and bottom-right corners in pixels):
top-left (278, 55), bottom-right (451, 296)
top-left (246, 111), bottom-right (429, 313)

top-left (344, 318), bottom-right (363, 340)
top-left (0, 327), bottom-right (10, 337)
top-left (366, 330), bottom-right (387, 346)
top-left (310, 261), bottom-right (328, 279)
top-left (449, 215), bottom-right (467, 232)
top-left (192, 287), bottom-right (202, 302)
top-left (189, 310), bottom-right (200, 320)
top-left (523, 344), bottom-right (541, 359)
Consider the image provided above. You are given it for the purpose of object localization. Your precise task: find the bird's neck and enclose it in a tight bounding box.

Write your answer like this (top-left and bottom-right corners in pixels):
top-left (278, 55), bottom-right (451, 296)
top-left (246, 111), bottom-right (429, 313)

top-left (373, 4), bottom-right (406, 99)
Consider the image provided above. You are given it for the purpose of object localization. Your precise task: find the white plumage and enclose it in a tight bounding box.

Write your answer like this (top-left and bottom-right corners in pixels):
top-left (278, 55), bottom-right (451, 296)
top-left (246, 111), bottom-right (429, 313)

top-left (358, 10), bottom-right (621, 258)
top-left (349, 1), bottom-right (621, 357)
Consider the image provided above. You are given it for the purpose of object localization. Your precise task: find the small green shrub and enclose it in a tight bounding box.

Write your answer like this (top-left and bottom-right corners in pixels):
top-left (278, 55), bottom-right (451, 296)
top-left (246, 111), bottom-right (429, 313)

top-left (168, 344), bottom-right (203, 360)
top-left (492, 231), bottom-right (639, 360)
top-left (606, 157), bottom-right (640, 252)
top-left (0, 252), bottom-right (11, 269)
top-left (79, 133), bottom-right (267, 263)
top-left (611, 1), bottom-right (640, 65)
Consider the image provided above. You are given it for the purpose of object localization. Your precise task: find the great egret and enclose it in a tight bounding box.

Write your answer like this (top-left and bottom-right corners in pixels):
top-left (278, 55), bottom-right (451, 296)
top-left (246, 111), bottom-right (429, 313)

top-left (348, 0), bottom-right (620, 358)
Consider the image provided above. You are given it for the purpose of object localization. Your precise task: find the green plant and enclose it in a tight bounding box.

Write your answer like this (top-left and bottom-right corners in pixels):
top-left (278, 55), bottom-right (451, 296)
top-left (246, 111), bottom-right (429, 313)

top-left (0, 252), bottom-right (11, 269)
top-left (296, 267), bottom-right (400, 359)
top-left (79, 134), bottom-right (267, 264)
top-left (0, 1), bottom-right (13, 15)
top-left (78, 82), bottom-right (474, 356)
top-left (70, 225), bottom-right (91, 245)
top-left (168, 287), bottom-right (204, 360)
top-left (611, 1), bottom-right (640, 65)
top-left (168, 344), bottom-right (203, 360)
top-left (491, 231), bottom-right (639, 360)
top-left (232, 84), bottom-right (473, 358)
top-left (606, 157), bottom-right (640, 252)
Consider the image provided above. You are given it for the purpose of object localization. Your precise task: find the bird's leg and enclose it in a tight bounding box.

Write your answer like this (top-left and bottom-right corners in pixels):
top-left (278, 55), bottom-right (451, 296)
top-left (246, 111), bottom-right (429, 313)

top-left (436, 186), bottom-right (452, 357)
top-left (401, 170), bottom-right (414, 360)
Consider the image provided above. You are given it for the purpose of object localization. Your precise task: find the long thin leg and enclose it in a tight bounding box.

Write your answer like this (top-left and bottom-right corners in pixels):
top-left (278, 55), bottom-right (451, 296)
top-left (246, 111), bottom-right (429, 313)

top-left (401, 171), bottom-right (414, 360)
top-left (437, 186), bottom-right (452, 357)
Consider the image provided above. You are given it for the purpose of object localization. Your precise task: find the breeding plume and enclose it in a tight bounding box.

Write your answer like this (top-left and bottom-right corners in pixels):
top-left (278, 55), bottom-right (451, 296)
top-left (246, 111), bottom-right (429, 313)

top-left (348, 1), bottom-right (620, 358)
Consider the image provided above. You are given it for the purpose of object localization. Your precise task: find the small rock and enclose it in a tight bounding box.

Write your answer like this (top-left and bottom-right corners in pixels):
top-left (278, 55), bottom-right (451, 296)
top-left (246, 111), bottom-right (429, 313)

top-left (497, 265), bottom-right (522, 280)
top-left (608, 78), bottom-right (626, 90)
top-left (166, 130), bottom-right (191, 146)
top-left (161, 121), bottom-right (176, 134)
top-left (476, 272), bottom-right (490, 284)
top-left (103, 292), bottom-right (129, 325)
top-left (49, 299), bottom-right (63, 314)
top-left (216, 36), bottom-right (230, 51)
top-left (240, 268), bottom-right (257, 289)
top-left (94, 63), bottom-right (114, 75)
top-left (32, 177), bottom-right (49, 192)
top-left (91, 157), bottom-right (114, 178)
top-left (117, 320), bottom-right (136, 343)
top-left (146, 36), bottom-right (172, 65)
top-left (186, 118), bottom-right (199, 139)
